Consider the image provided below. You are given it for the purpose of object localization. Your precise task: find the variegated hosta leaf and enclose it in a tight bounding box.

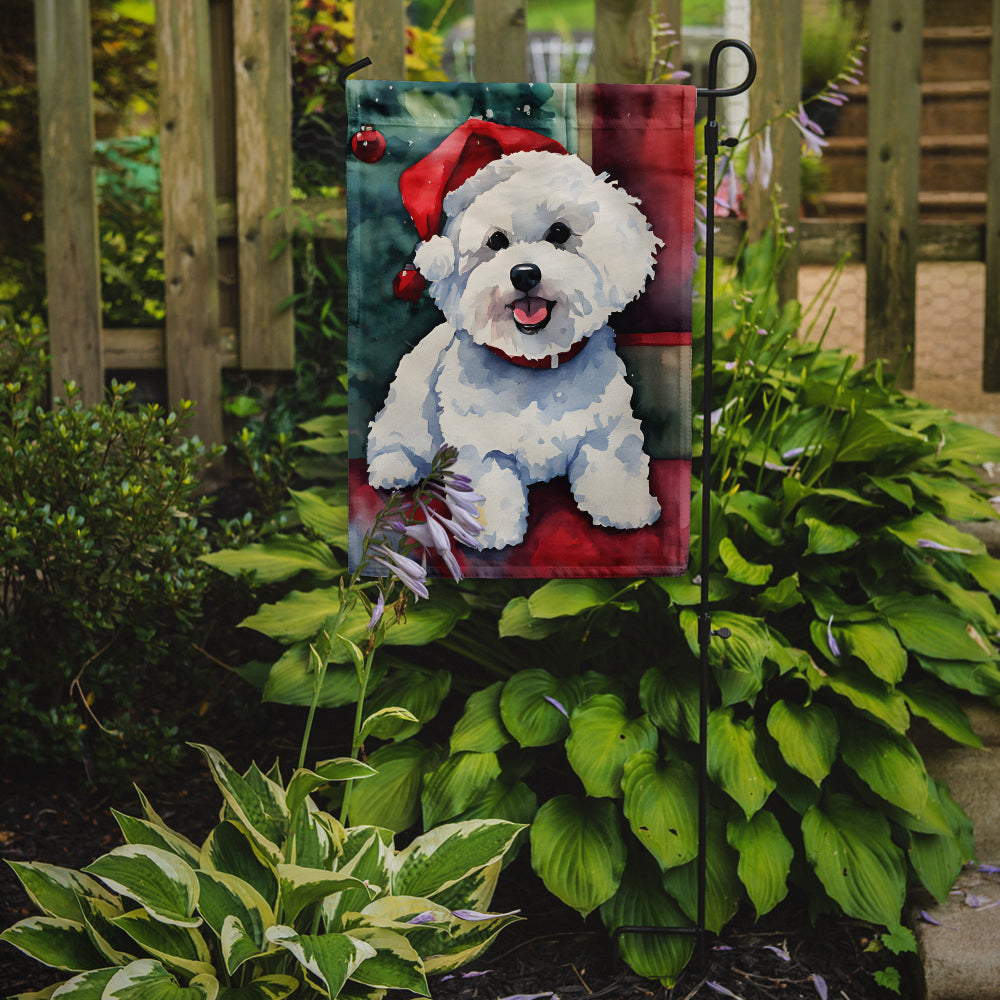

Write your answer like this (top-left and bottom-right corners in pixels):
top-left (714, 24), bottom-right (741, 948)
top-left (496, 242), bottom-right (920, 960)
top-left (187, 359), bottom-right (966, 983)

top-left (101, 958), bottom-right (218, 999)
top-left (391, 820), bottom-right (524, 901)
top-left (802, 793), bottom-right (906, 926)
top-left (4, 861), bottom-right (118, 922)
top-left (200, 822), bottom-right (278, 910)
top-left (424, 859), bottom-right (501, 916)
top-left (421, 751), bottom-right (502, 829)
top-left (706, 707), bottom-right (776, 819)
top-left (83, 846), bottom-right (200, 928)
top-left (112, 810), bottom-right (202, 868)
top-left (599, 853), bottom-right (694, 987)
top-left (110, 908), bottom-right (214, 978)
top-left (345, 926), bottom-right (429, 995)
top-left (450, 681), bottom-right (511, 754)
top-left (529, 795), bottom-right (626, 917)
top-left (499, 669), bottom-right (585, 747)
top-left (661, 811), bottom-right (742, 934)
top-left (361, 667), bottom-right (452, 741)
top-left (265, 926), bottom-right (375, 998)
top-left (565, 695), bottom-right (658, 799)
top-left (190, 745), bottom-right (287, 863)
top-left (285, 760), bottom-right (375, 824)
top-left (323, 829), bottom-right (393, 931)
top-left (765, 700), bottom-right (838, 786)
top-left (214, 974), bottom-right (299, 1000)
top-left (621, 751), bottom-right (699, 871)
top-left (276, 864), bottom-right (375, 925)
top-left (46, 966), bottom-right (118, 997)
top-left (423, 907), bottom-right (522, 975)
top-left (288, 802), bottom-right (344, 870)
top-left (195, 871), bottom-right (274, 974)
top-left (77, 894), bottom-right (136, 966)
top-left (727, 810), bottom-right (793, 918)
top-left (0, 916), bottom-right (107, 972)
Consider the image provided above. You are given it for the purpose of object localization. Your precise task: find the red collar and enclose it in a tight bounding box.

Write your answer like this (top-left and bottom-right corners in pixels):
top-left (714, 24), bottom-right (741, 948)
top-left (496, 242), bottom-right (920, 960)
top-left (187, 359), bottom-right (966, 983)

top-left (486, 338), bottom-right (589, 369)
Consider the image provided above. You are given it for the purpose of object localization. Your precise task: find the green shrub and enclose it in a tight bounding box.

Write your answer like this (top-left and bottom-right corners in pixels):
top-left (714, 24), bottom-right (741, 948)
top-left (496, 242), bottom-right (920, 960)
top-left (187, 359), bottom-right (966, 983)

top-left (1, 743), bottom-right (524, 998)
top-left (0, 317), bottom-right (221, 783)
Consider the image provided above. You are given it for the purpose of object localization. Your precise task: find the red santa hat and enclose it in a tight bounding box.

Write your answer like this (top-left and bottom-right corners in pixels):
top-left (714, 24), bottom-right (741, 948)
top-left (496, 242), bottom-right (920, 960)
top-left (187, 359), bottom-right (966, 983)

top-left (393, 118), bottom-right (569, 301)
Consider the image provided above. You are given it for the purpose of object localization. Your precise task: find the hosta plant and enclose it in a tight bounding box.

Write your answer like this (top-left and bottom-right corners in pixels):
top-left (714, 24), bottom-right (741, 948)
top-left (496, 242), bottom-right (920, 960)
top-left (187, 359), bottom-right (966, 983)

top-left (1, 743), bottom-right (523, 999)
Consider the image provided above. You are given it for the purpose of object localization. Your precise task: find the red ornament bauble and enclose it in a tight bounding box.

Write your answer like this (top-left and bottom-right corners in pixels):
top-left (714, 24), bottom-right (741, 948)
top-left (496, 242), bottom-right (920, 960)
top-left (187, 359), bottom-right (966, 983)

top-left (351, 125), bottom-right (386, 163)
top-left (393, 266), bottom-right (426, 302)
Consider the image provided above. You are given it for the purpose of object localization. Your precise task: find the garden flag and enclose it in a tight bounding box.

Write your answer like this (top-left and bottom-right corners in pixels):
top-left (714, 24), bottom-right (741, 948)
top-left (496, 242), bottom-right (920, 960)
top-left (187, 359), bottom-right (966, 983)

top-left (347, 80), bottom-right (695, 578)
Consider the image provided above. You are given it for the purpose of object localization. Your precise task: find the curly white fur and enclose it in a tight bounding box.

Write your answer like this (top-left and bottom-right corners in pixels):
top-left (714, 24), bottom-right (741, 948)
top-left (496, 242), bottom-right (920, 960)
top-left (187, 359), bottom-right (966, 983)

top-left (368, 149), bottom-right (663, 549)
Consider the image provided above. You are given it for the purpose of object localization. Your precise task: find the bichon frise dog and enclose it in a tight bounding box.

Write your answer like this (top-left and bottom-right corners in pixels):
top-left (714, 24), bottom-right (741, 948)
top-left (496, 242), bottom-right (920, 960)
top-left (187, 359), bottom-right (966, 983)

top-left (367, 131), bottom-right (662, 550)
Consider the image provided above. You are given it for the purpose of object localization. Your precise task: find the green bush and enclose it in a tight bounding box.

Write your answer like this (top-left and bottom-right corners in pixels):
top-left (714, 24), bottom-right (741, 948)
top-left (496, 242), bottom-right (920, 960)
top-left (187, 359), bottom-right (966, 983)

top-left (0, 317), bottom-right (221, 783)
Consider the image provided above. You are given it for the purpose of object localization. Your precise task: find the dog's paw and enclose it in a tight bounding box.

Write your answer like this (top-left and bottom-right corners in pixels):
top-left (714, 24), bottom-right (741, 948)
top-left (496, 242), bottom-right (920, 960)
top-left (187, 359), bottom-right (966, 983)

top-left (579, 488), bottom-right (661, 531)
top-left (368, 450), bottom-right (421, 490)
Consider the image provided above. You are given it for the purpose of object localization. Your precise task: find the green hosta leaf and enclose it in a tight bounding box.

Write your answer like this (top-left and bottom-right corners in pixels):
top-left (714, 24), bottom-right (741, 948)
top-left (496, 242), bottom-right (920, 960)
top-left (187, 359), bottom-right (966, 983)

top-left (453, 779), bottom-right (538, 827)
top-left (639, 664), bottom-right (699, 742)
top-left (621, 751), bottom-right (699, 871)
top-left (875, 593), bottom-right (995, 662)
top-left (835, 621), bottom-right (907, 684)
top-left (288, 488), bottom-right (349, 545)
top-left (916, 655), bottom-right (1000, 697)
top-left (724, 490), bottom-right (784, 545)
top-left (216, 975), bottom-right (299, 1000)
top-left (346, 926), bottom-right (428, 994)
top-left (111, 909), bottom-right (214, 978)
top-left (661, 811), bottom-right (741, 933)
top-left (802, 793), bottom-right (906, 926)
top-left (83, 846), bottom-right (200, 928)
top-left (200, 822), bottom-right (278, 910)
top-left (0, 916), bottom-right (107, 971)
top-left (393, 820), bottom-right (524, 900)
top-left (277, 865), bottom-right (374, 925)
top-left (265, 926), bottom-right (375, 997)
top-left (530, 795), bottom-right (626, 917)
top-left (195, 871), bottom-right (274, 974)
top-left (680, 610), bottom-right (770, 706)
top-left (727, 811), bottom-right (793, 918)
top-left (765, 700), bottom-right (838, 786)
top-left (4, 862), bottom-right (118, 923)
top-left (499, 670), bottom-right (584, 747)
top-left (967, 553), bottom-right (1000, 597)
top-left (911, 562), bottom-right (1000, 633)
top-left (839, 718), bottom-right (929, 817)
top-left (654, 572), bottom-right (737, 606)
top-left (112, 812), bottom-right (201, 868)
top-left (527, 579), bottom-right (619, 618)
top-left (886, 512), bottom-right (985, 557)
top-left (599, 853), bottom-right (694, 987)
top-left (901, 680), bottom-right (982, 748)
top-left (190, 746), bottom-right (287, 862)
top-left (200, 535), bottom-right (341, 584)
top-left (835, 410), bottom-right (927, 463)
top-left (707, 708), bottom-right (776, 819)
top-left (718, 537), bottom-right (772, 586)
top-left (906, 472), bottom-right (998, 522)
top-left (261, 643), bottom-right (387, 709)
top-left (803, 517), bottom-right (859, 556)
top-left (909, 828), bottom-right (966, 905)
top-left (756, 573), bottom-right (804, 614)
top-left (866, 474), bottom-right (914, 509)
top-left (421, 751), bottom-right (502, 828)
top-left (810, 662), bottom-right (910, 732)
top-left (450, 682), bottom-right (511, 754)
top-left (565, 695), bottom-right (658, 798)
top-left (103, 959), bottom-right (218, 1000)
top-left (362, 667), bottom-right (451, 740)
top-left (935, 421), bottom-right (1000, 465)
top-left (347, 740), bottom-right (442, 832)
top-left (497, 596), bottom-right (564, 639)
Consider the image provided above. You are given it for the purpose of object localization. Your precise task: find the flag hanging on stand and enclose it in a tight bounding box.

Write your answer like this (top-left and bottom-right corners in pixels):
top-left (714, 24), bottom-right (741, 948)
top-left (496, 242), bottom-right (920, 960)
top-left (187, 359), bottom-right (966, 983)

top-left (347, 81), bottom-right (696, 578)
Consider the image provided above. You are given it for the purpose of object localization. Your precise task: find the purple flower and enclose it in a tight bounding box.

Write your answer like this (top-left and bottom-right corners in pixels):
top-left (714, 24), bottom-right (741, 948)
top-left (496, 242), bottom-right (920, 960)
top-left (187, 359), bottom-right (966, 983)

top-left (763, 944), bottom-right (790, 961)
top-left (791, 104), bottom-right (828, 156)
top-left (404, 502), bottom-right (464, 582)
top-left (812, 974), bottom-right (828, 1000)
top-left (372, 544), bottom-right (429, 600)
top-left (827, 616), bottom-right (841, 658)
top-left (367, 590), bottom-right (385, 631)
top-left (706, 983), bottom-right (742, 999)
top-left (544, 695), bottom-right (569, 718)
top-left (917, 538), bottom-right (973, 555)
top-left (451, 908), bottom-right (520, 921)
top-left (407, 911), bottom-right (438, 925)
top-left (747, 125), bottom-right (774, 191)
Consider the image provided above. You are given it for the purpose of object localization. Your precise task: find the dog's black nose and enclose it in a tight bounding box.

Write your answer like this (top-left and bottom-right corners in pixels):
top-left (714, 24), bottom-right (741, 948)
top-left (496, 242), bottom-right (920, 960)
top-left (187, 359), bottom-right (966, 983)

top-left (510, 263), bottom-right (541, 293)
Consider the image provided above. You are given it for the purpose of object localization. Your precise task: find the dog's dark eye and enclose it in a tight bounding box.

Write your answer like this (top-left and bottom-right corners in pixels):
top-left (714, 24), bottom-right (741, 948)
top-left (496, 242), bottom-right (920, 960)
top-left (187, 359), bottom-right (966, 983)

top-left (486, 231), bottom-right (509, 252)
top-left (545, 222), bottom-right (571, 245)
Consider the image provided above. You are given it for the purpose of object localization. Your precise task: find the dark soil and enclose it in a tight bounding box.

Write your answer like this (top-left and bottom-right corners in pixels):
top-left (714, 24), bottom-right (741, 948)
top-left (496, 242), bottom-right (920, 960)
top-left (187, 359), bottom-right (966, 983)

top-left (1, 748), bottom-right (915, 1000)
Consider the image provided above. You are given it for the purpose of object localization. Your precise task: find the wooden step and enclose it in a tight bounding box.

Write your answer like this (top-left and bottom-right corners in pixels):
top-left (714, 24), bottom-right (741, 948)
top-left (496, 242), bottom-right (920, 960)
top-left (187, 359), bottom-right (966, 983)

top-left (822, 134), bottom-right (989, 193)
top-left (922, 0), bottom-right (992, 28)
top-left (922, 25), bottom-right (993, 83)
top-left (813, 190), bottom-right (987, 222)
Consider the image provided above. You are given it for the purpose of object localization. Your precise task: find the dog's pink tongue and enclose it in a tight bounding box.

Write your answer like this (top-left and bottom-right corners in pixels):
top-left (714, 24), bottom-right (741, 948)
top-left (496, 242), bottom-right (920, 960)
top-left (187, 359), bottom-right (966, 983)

top-left (512, 297), bottom-right (548, 326)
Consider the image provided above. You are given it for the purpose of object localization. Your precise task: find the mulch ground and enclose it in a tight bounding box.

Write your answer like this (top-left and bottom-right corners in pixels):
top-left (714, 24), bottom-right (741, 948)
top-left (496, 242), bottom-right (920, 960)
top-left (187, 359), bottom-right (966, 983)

top-left (1, 740), bottom-right (913, 1000)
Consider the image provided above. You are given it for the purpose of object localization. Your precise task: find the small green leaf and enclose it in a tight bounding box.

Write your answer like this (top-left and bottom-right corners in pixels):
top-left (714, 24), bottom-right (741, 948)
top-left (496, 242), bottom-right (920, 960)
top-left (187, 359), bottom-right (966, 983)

top-left (530, 795), bottom-right (626, 917)
top-left (765, 700), bottom-right (838, 786)
top-left (200, 535), bottom-right (341, 584)
top-left (803, 517), bottom-right (859, 556)
top-left (526, 579), bottom-right (619, 618)
top-left (450, 682), bottom-right (511, 754)
top-left (718, 537), bottom-right (773, 585)
top-left (707, 708), bottom-right (776, 818)
top-left (497, 597), bottom-right (563, 639)
top-left (727, 811), bottom-right (793, 917)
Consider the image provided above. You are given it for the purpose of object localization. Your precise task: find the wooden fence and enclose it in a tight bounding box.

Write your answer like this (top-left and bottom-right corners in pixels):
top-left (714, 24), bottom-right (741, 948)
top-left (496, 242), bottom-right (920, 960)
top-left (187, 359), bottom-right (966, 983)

top-left (33, 0), bottom-right (1000, 445)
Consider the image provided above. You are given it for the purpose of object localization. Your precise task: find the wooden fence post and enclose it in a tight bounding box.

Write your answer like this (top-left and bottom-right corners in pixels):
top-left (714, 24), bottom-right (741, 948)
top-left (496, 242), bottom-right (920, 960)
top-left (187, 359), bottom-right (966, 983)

top-left (474, 0), bottom-right (527, 82)
top-left (864, 0), bottom-right (923, 389)
top-left (157, 0), bottom-right (223, 445)
top-left (233, 0), bottom-right (294, 369)
top-left (746, 0), bottom-right (801, 305)
top-left (354, 0), bottom-right (406, 79)
top-left (594, 0), bottom-right (660, 84)
top-left (983, 0), bottom-right (1000, 390)
top-left (34, 0), bottom-right (104, 405)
